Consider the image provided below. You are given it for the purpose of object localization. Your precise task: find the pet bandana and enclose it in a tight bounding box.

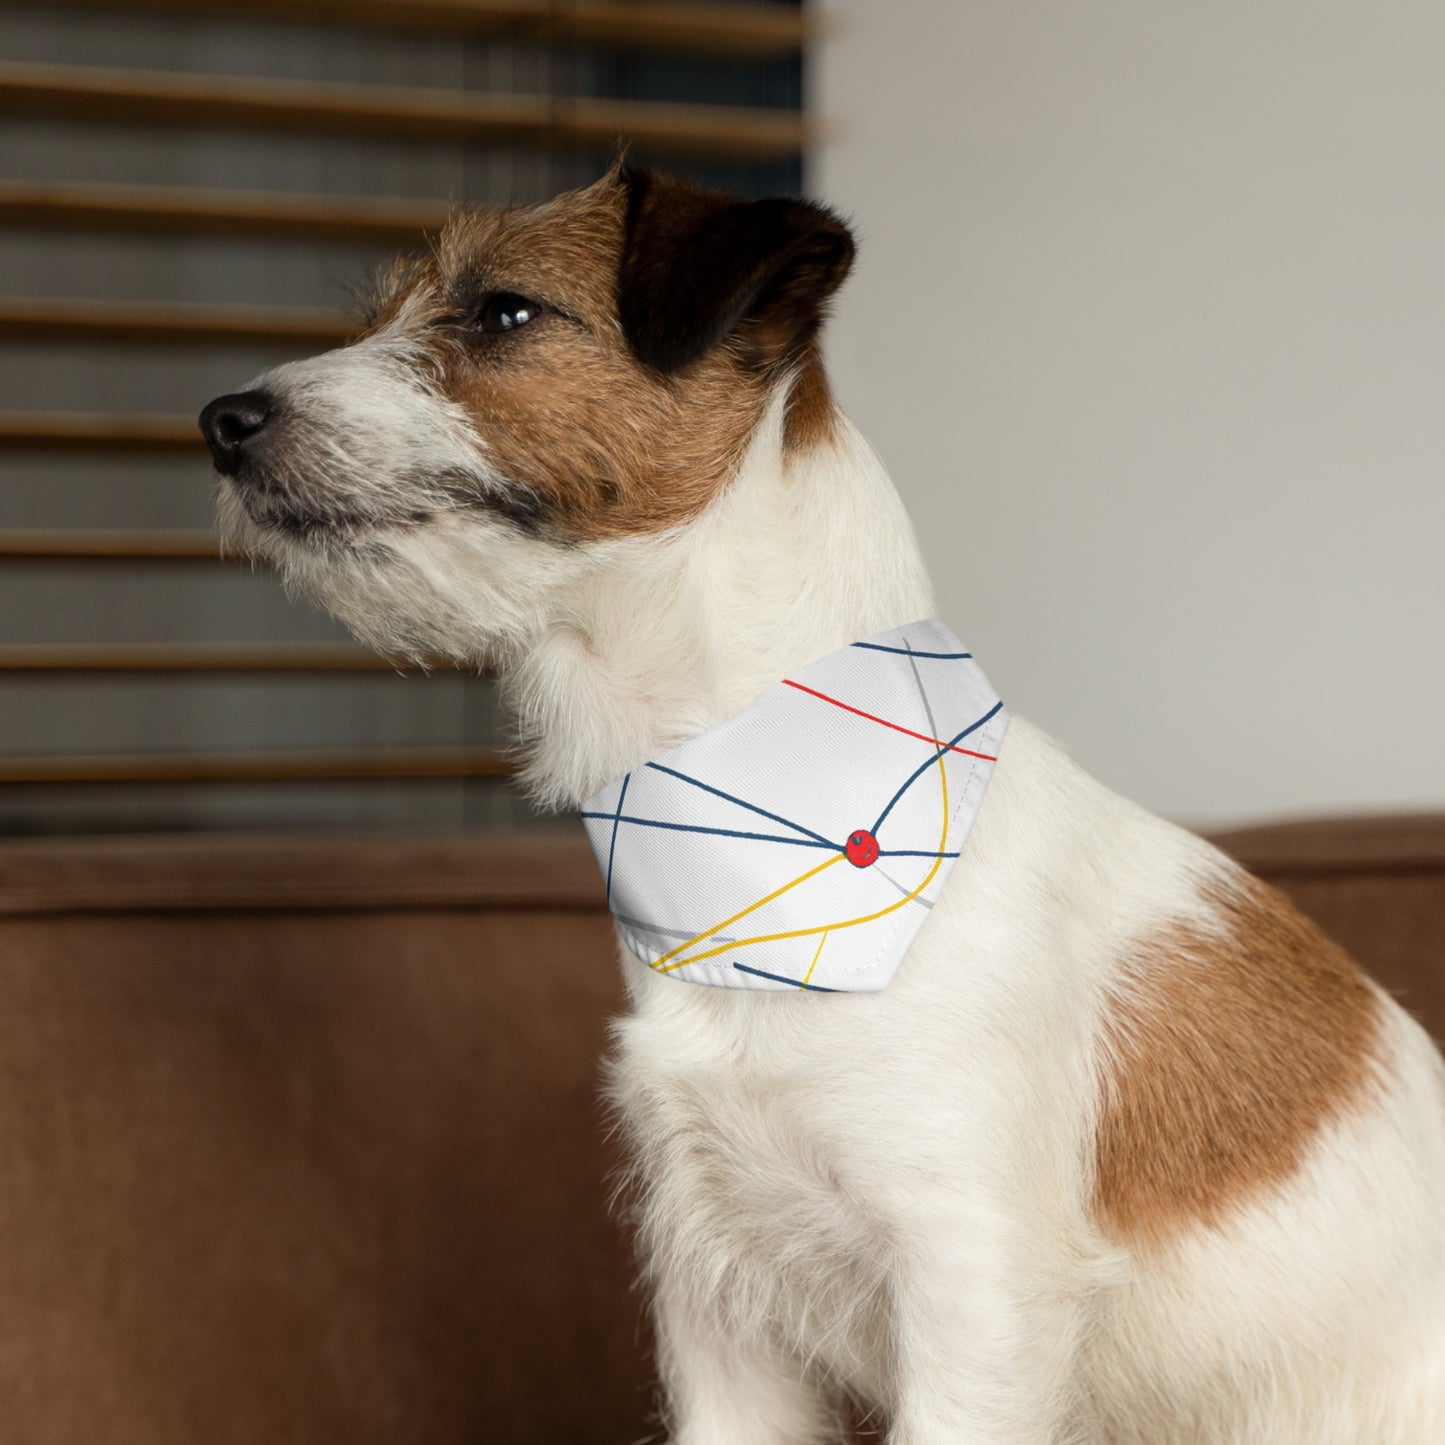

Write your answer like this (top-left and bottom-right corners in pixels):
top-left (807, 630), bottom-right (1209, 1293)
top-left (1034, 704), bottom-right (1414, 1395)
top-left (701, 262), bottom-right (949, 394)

top-left (581, 620), bottom-right (1009, 993)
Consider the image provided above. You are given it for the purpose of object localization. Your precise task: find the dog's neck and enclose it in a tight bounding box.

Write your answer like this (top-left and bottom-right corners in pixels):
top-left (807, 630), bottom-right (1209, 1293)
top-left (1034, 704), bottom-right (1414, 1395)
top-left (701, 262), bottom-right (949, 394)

top-left (504, 390), bottom-right (937, 808)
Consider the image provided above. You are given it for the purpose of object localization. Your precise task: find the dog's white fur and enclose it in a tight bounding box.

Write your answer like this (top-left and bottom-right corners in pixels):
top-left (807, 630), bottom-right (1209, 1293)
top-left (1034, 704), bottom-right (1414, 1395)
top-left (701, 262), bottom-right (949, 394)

top-left (212, 185), bottom-right (1445, 1443)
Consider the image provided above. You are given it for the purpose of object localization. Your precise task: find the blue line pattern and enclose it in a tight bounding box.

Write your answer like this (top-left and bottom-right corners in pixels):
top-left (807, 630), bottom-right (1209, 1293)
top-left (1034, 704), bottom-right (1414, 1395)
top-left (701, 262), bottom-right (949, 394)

top-left (646, 761), bottom-right (838, 847)
top-left (732, 962), bottom-right (840, 993)
top-left (604, 772), bottom-right (630, 904)
top-left (870, 700), bottom-right (1005, 836)
top-left (851, 642), bottom-right (973, 660)
top-left (579, 813), bottom-right (841, 849)
top-left (578, 620), bottom-right (1008, 994)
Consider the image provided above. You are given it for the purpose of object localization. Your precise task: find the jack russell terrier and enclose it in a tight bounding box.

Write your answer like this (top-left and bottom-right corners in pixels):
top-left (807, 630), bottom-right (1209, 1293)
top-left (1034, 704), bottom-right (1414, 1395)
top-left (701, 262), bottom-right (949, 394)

top-left (200, 164), bottom-right (1445, 1444)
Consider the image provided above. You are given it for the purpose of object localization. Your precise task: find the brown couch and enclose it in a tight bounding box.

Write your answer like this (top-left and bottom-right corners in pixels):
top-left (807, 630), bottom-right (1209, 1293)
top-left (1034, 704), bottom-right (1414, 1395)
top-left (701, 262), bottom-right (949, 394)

top-left (0, 818), bottom-right (1440, 1444)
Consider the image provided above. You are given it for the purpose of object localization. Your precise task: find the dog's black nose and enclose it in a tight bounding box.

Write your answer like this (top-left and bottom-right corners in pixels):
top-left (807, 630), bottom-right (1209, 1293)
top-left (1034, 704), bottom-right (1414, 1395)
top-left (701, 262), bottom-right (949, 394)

top-left (199, 390), bottom-right (273, 475)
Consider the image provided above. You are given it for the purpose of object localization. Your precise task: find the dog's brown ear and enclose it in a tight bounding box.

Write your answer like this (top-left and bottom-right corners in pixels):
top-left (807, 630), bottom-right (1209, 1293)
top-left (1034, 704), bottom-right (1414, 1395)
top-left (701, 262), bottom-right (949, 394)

top-left (618, 166), bottom-right (855, 376)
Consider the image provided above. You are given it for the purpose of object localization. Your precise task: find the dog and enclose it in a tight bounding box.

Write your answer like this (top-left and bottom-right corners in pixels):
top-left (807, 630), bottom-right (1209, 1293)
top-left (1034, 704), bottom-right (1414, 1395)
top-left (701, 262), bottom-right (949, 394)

top-left (200, 163), bottom-right (1445, 1443)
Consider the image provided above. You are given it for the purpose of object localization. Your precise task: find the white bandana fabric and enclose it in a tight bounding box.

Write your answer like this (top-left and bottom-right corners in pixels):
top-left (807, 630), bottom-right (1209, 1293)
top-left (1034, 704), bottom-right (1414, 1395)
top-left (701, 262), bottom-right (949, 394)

top-left (581, 621), bottom-right (1009, 993)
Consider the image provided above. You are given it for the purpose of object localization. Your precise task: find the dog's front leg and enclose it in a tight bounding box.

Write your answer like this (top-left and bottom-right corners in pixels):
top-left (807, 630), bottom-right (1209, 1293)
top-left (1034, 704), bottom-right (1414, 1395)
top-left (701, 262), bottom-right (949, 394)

top-left (654, 1275), bottom-right (842, 1445)
top-left (883, 1207), bottom-right (1089, 1445)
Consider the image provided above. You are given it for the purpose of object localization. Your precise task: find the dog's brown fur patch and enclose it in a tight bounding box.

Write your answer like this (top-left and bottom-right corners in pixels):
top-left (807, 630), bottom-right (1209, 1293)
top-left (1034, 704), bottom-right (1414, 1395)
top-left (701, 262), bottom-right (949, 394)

top-left (782, 341), bottom-right (839, 452)
top-left (1093, 872), bottom-right (1381, 1247)
top-left (367, 174), bottom-right (818, 542)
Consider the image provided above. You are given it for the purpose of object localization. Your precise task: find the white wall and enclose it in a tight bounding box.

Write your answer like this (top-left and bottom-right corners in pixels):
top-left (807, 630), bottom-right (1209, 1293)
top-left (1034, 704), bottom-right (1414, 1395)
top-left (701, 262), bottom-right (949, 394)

top-left (814, 0), bottom-right (1445, 827)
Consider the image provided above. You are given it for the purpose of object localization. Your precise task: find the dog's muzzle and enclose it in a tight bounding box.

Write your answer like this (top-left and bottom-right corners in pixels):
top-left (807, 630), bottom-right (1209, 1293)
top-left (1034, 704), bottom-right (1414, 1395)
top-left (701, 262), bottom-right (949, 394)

top-left (199, 390), bottom-right (274, 476)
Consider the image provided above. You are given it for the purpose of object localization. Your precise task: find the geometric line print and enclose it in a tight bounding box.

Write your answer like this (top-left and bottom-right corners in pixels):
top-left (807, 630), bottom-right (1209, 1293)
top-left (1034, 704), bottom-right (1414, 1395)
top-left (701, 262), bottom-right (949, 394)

top-left (649, 696), bottom-right (953, 976)
top-left (580, 621), bottom-right (1008, 993)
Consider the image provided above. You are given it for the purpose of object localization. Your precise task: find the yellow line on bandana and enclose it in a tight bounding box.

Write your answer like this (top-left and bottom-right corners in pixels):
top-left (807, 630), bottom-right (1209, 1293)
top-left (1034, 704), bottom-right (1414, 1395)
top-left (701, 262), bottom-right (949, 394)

top-left (799, 931), bottom-right (829, 989)
top-left (649, 852), bottom-right (845, 972)
top-left (655, 744), bottom-right (950, 976)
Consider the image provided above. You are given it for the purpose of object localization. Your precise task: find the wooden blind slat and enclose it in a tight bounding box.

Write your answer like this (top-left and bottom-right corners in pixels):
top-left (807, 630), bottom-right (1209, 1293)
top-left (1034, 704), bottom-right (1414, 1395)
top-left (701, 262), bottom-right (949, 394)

top-left (0, 413), bottom-right (203, 451)
top-left (0, 644), bottom-right (415, 673)
top-left (0, 529), bottom-right (225, 561)
top-left (0, 745), bottom-right (513, 784)
top-left (28, 0), bottom-right (811, 58)
top-left (0, 297), bottom-right (351, 348)
top-left (0, 14), bottom-right (805, 819)
top-left (0, 62), bottom-right (813, 161)
top-left (0, 180), bottom-right (448, 244)
top-left (553, 0), bottom-right (811, 57)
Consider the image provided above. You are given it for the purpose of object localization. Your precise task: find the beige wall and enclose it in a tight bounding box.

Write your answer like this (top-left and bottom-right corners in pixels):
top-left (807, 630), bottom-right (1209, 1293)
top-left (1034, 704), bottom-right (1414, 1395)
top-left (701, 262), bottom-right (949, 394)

top-left (814, 1), bottom-right (1445, 826)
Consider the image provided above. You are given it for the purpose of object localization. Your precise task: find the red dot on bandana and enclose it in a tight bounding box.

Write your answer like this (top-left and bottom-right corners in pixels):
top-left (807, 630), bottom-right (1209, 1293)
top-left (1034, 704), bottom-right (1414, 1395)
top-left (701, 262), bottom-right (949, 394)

top-left (844, 830), bottom-right (880, 868)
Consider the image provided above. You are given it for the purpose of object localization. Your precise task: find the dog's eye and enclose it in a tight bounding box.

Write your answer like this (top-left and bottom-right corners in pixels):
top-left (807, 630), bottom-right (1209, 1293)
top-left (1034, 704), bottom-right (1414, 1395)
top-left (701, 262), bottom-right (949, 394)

top-left (473, 292), bottom-right (543, 335)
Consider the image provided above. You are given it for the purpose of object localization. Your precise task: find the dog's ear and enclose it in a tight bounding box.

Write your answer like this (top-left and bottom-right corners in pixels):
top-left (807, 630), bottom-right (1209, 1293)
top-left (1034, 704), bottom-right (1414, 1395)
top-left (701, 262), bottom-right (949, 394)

top-left (617, 166), bottom-right (855, 376)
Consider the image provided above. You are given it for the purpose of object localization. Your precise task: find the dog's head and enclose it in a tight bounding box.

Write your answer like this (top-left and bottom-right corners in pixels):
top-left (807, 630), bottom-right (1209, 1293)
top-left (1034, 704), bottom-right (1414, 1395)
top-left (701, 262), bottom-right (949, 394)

top-left (199, 165), bottom-right (854, 663)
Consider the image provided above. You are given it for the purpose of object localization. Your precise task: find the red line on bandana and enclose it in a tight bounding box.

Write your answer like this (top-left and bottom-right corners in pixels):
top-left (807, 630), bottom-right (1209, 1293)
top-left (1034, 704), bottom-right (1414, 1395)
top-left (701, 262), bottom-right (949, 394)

top-left (781, 680), bottom-right (999, 762)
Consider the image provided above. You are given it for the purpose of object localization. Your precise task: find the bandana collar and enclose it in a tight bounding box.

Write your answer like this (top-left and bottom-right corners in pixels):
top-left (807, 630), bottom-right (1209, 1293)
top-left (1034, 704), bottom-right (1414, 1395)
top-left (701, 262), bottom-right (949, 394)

top-left (581, 620), bottom-right (1009, 993)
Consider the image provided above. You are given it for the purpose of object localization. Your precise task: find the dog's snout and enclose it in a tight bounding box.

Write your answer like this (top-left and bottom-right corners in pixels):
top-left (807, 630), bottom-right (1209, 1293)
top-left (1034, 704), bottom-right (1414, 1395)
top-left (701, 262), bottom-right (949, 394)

top-left (199, 390), bottom-right (273, 475)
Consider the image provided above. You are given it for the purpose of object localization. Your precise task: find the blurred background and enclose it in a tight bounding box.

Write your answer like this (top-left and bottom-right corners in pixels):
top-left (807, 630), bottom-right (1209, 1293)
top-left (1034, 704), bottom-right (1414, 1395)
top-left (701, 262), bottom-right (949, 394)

top-left (2, 0), bottom-right (1440, 837)
top-left (819, 0), bottom-right (1445, 827)
top-left (0, 0), bottom-right (803, 837)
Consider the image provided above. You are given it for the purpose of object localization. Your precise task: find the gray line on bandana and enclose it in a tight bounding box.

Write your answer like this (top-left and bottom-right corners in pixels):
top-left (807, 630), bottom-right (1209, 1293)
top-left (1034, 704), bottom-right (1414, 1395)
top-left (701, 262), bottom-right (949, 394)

top-left (901, 635), bottom-right (944, 752)
top-left (613, 912), bottom-right (739, 945)
top-left (875, 866), bottom-right (935, 909)
top-left (891, 636), bottom-right (949, 862)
